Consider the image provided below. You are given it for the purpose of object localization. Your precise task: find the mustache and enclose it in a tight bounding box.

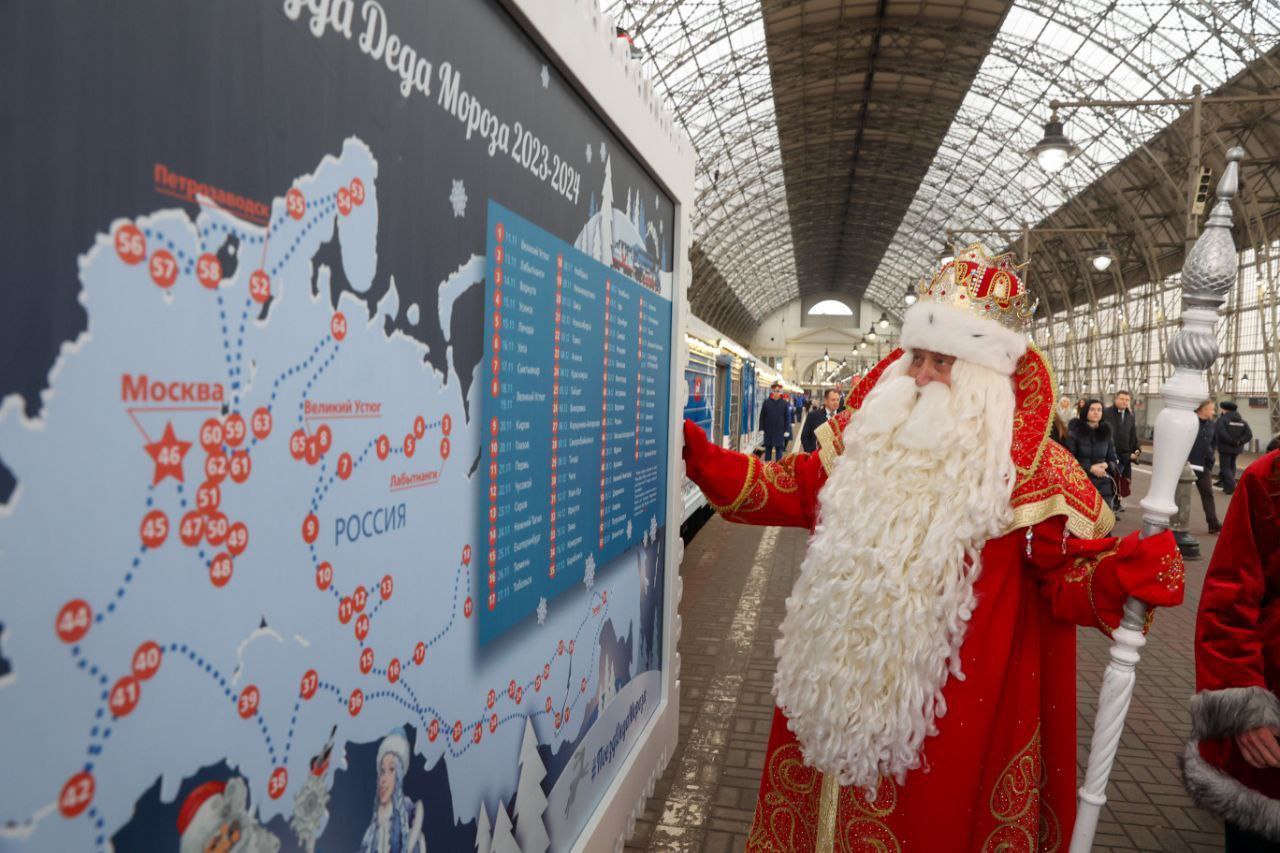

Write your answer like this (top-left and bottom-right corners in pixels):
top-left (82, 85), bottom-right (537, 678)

top-left (856, 375), bottom-right (953, 451)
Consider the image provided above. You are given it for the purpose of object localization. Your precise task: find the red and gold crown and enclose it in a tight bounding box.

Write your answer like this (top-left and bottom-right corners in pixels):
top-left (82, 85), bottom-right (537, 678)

top-left (916, 243), bottom-right (1036, 334)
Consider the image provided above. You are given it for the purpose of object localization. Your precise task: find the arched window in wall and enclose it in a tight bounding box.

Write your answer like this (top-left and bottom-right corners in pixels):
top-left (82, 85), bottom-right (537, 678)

top-left (807, 299), bottom-right (854, 316)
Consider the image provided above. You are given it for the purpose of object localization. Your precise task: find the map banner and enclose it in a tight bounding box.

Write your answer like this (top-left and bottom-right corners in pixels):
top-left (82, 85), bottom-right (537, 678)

top-left (0, 1), bottom-right (676, 851)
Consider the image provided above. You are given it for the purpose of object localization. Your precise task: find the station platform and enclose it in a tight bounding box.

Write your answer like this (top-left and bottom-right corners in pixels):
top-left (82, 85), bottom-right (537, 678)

top-left (626, 461), bottom-right (1245, 852)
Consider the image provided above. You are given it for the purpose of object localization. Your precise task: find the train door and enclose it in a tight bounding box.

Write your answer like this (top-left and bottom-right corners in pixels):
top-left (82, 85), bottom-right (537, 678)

top-left (739, 361), bottom-right (755, 452)
top-left (713, 357), bottom-right (729, 446)
top-left (726, 361), bottom-right (742, 451)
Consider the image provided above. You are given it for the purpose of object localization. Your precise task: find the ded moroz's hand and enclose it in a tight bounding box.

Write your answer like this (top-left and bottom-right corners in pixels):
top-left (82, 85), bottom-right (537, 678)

top-left (1236, 727), bottom-right (1280, 769)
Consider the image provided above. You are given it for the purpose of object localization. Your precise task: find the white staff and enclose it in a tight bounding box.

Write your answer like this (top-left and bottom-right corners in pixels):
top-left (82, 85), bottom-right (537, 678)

top-left (1069, 146), bottom-right (1244, 851)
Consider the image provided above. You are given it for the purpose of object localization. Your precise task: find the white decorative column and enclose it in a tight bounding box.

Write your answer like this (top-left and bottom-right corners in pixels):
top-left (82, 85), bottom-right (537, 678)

top-left (1070, 147), bottom-right (1242, 852)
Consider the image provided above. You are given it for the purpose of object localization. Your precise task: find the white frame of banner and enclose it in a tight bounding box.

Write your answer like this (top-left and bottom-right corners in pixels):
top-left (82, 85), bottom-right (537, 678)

top-left (498, 0), bottom-right (696, 850)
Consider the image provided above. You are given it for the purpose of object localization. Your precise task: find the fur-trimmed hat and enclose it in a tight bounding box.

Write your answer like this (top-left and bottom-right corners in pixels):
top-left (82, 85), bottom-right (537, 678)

top-left (899, 243), bottom-right (1034, 377)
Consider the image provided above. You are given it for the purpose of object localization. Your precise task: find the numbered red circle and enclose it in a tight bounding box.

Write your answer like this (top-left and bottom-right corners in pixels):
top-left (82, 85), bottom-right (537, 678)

top-left (515, 686), bottom-right (523, 704)
top-left (489, 417), bottom-right (499, 437)
top-left (569, 640), bottom-right (575, 654)
top-left (315, 562), bottom-right (333, 591)
top-left (544, 664), bottom-right (551, 680)
top-left (473, 723), bottom-right (482, 744)
top-left (581, 677), bottom-right (588, 693)
top-left (338, 597), bottom-right (354, 624)
top-left (546, 697), bottom-right (553, 713)
top-left (229, 451), bottom-right (251, 483)
top-left (490, 713), bottom-right (498, 734)
top-left (249, 269), bottom-right (271, 303)
top-left (268, 767), bottom-right (288, 800)
top-left (204, 451), bottom-right (228, 484)
top-left (461, 544), bottom-right (472, 565)
top-left (558, 640), bottom-right (565, 656)
top-left (463, 597), bottom-right (473, 619)
top-left (196, 481), bottom-right (221, 515)
top-left (337, 187), bottom-right (352, 216)
top-left (427, 719), bottom-right (439, 742)
top-left (487, 689), bottom-right (496, 709)
top-left (109, 675), bottom-right (141, 718)
top-left (55, 600), bottom-right (92, 644)
top-left (226, 522), bottom-right (249, 557)
top-left (238, 685), bottom-right (260, 719)
top-left (331, 312), bottom-right (347, 341)
top-left (403, 434), bottom-right (415, 458)
top-left (302, 513), bottom-right (319, 544)
top-left (149, 249), bottom-right (178, 288)
top-left (205, 512), bottom-right (229, 546)
top-left (114, 224), bottom-right (146, 265)
top-left (304, 435), bottom-right (320, 466)
top-left (348, 688), bottom-right (364, 716)
top-left (286, 188), bottom-right (306, 220)
top-left (290, 429), bottom-right (308, 460)
top-left (196, 253), bottom-right (222, 289)
top-left (535, 675), bottom-right (542, 692)
top-left (376, 435), bottom-right (389, 460)
top-left (440, 437), bottom-right (451, 460)
top-left (299, 669), bottom-right (318, 700)
top-left (180, 511), bottom-right (206, 547)
top-left (354, 614), bottom-right (370, 642)
top-left (251, 407), bottom-right (272, 440)
top-left (140, 509), bottom-right (169, 549)
top-left (132, 641), bottom-right (163, 680)
top-left (442, 414), bottom-right (452, 436)
top-left (413, 416), bottom-right (426, 439)
top-left (223, 413), bottom-right (246, 447)
top-left (387, 658), bottom-right (401, 684)
top-left (337, 452), bottom-right (353, 480)
top-left (200, 418), bottom-right (225, 453)
top-left (352, 585), bottom-right (368, 612)
top-left (452, 721), bottom-right (463, 743)
top-left (316, 425), bottom-right (332, 454)
top-left (380, 574), bottom-right (393, 600)
top-left (564, 707), bottom-right (570, 723)
top-left (508, 680), bottom-right (516, 698)
top-left (350, 178), bottom-right (365, 205)
top-left (359, 647), bottom-right (374, 674)
top-left (555, 712), bottom-right (562, 729)
top-left (209, 552), bottom-right (234, 588)
top-left (413, 642), bottom-right (426, 665)
top-left (59, 771), bottom-right (95, 818)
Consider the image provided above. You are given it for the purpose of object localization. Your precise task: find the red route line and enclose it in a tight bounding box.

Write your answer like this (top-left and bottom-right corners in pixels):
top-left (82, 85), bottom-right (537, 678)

top-left (126, 405), bottom-right (222, 443)
top-left (154, 186), bottom-right (269, 228)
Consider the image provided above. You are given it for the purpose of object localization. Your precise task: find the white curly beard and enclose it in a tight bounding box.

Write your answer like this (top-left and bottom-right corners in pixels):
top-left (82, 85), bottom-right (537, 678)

top-left (772, 356), bottom-right (1017, 791)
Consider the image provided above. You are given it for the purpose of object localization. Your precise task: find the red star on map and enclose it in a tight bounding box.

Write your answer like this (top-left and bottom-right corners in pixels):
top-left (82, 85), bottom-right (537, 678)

top-left (145, 421), bottom-right (192, 485)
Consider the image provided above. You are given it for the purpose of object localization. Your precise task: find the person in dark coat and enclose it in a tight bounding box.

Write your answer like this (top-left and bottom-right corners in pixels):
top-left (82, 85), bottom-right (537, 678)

top-left (800, 389), bottom-right (841, 453)
top-left (1067, 399), bottom-right (1121, 509)
top-left (1183, 449), bottom-right (1280, 850)
top-left (1215, 401), bottom-right (1254, 495)
top-left (1102, 391), bottom-right (1141, 507)
top-left (759, 382), bottom-right (791, 461)
top-left (1189, 400), bottom-right (1222, 534)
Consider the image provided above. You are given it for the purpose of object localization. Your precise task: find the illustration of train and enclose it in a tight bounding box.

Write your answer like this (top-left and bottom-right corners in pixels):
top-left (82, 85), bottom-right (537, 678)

top-left (680, 314), bottom-right (799, 534)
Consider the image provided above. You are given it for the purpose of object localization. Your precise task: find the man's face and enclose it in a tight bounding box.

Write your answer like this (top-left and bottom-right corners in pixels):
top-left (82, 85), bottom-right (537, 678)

top-left (1199, 403), bottom-right (1216, 419)
top-left (906, 349), bottom-right (955, 388)
top-left (824, 391), bottom-right (840, 411)
top-left (377, 753), bottom-right (398, 806)
top-left (770, 386), bottom-right (781, 398)
top-left (203, 820), bottom-right (241, 853)
top-left (1114, 393), bottom-right (1131, 410)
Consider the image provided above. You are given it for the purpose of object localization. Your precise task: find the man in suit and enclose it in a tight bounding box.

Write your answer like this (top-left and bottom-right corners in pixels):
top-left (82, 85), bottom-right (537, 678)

top-left (760, 382), bottom-right (791, 461)
top-left (800, 389), bottom-right (841, 453)
top-left (1102, 390), bottom-right (1140, 510)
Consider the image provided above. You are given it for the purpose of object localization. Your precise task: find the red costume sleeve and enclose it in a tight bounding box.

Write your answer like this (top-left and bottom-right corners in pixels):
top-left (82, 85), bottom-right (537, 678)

top-left (1024, 515), bottom-right (1185, 635)
top-left (681, 420), bottom-right (824, 529)
top-left (1195, 457), bottom-right (1279, 693)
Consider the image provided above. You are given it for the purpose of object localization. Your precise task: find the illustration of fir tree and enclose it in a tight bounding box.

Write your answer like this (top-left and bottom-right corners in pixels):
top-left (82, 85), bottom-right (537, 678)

top-left (475, 801), bottom-right (493, 853)
top-left (513, 717), bottom-right (550, 852)
top-left (491, 802), bottom-right (520, 853)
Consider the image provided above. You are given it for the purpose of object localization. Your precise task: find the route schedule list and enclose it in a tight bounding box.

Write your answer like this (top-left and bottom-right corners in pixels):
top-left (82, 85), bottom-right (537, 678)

top-left (478, 201), bottom-right (672, 644)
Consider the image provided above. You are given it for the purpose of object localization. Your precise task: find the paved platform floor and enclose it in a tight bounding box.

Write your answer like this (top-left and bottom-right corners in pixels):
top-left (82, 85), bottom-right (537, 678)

top-left (625, 461), bottom-right (1251, 852)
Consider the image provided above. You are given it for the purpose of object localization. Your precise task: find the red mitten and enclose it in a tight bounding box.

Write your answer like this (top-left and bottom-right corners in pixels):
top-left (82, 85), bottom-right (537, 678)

top-left (681, 419), bottom-right (754, 509)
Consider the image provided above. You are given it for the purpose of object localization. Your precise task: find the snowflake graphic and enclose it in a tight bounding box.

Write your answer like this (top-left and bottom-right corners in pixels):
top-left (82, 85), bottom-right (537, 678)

top-left (626, 519), bottom-right (633, 541)
top-left (654, 194), bottom-right (661, 212)
top-left (449, 179), bottom-right (467, 218)
top-left (585, 143), bottom-right (593, 164)
top-left (540, 64), bottom-right (550, 88)
top-left (537, 596), bottom-right (548, 626)
top-left (598, 142), bottom-right (607, 163)
top-left (649, 516), bottom-right (658, 543)
top-left (583, 554), bottom-right (596, 590)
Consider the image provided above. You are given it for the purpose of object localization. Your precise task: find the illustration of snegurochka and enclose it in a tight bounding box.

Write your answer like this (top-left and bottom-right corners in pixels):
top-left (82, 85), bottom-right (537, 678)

top-left (359, 730), bottom-right (427, 853)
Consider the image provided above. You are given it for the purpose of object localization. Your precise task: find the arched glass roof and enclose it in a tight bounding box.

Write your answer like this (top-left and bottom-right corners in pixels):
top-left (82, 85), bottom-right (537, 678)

top-left (605, 0), bottom-right (1280, 331)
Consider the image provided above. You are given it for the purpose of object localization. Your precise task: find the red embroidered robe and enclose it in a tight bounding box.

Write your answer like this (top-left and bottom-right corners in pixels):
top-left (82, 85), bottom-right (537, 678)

top-left (681, 348), bottom-right (1185, 852)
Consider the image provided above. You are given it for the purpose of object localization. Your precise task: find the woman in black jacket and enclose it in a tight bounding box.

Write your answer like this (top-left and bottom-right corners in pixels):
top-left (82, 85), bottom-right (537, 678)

top-left (1068, 399), bottom-right (1122, 509)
